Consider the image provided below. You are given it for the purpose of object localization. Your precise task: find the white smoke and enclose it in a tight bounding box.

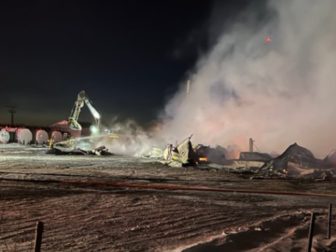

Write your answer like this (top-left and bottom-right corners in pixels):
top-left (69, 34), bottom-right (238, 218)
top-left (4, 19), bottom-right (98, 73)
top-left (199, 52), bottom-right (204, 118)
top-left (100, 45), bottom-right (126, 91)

top-left (159, 0), bottom-right (336, 158)
top-left (97, 119), bottom-right (160, 156)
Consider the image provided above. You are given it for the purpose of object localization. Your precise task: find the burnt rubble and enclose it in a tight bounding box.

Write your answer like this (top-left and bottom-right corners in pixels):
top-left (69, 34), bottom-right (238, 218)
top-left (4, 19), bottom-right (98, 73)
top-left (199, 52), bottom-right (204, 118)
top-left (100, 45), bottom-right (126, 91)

top-left (239, 152), bottom-right (272, 162)
top-left (194, 145), bottom-right (227, 164)
top-left (257, 143), bottom-right (333, 179)
top-left (47, 145), bottom-right (113, 156)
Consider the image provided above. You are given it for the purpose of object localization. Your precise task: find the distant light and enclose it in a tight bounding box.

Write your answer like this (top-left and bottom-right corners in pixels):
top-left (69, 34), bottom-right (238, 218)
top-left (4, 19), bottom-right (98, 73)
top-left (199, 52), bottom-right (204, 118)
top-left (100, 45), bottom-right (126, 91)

top-left (264, 35), bottom-right (272, 44)
top-left (90, 125), bottom-right (99, 135)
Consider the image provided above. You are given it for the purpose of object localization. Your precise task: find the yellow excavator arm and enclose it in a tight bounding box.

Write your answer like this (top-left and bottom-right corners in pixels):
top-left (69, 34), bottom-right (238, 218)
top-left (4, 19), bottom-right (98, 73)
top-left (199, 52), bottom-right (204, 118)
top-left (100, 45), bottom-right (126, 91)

top-left (68, 90), bottom-right (101, 131)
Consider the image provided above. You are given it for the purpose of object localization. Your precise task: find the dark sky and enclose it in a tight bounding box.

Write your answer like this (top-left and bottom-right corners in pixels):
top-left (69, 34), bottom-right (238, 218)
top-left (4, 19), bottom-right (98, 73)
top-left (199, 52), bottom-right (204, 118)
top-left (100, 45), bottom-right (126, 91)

top-left (0, 0), bottom-right (250, 127)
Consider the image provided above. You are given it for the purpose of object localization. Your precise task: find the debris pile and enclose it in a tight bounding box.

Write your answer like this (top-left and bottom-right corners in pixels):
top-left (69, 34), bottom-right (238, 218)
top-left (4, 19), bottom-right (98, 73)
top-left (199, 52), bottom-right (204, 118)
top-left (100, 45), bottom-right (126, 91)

top-left (144, 136), bottom-right (230, 167)
top-left (323, 150), bottom-right (336, 168)
top-left (48, 144), bottom-right (112, 156)
top-left (89, 146), bottom-right (113, 156)
top-left (161, 136), bottom-right (197, 167)
top-left (258, 143), bottom-right (331, 178)
top-left (239, 152), bottom-right (272, 162)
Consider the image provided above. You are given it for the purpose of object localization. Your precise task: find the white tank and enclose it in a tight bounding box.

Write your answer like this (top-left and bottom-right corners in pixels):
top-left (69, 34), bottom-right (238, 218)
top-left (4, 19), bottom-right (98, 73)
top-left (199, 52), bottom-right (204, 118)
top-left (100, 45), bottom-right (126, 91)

top-left (16, 128), bottom-right (33, 145)
top-left (51, 131), bottom-right (62, 143)
top-left (0, 129), bottom-right (10, 144)
top-left (35, 129), bottom-right (49, 145)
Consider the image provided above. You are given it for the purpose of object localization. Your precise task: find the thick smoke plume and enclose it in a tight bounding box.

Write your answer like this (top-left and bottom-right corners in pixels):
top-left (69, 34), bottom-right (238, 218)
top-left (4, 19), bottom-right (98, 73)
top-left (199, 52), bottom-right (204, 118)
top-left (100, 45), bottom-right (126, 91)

top-left (97, 119), bottom-right (160, 156)
top-left (159, 0), bottom-right (336, 158)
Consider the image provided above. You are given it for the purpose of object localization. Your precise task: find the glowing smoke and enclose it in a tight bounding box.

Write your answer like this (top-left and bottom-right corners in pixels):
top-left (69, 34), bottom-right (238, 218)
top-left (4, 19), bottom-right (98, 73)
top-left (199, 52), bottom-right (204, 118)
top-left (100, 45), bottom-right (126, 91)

top-left (159, 0), bottom-right (336, 157)
top-left (98, 119), bottom-right (160, 156)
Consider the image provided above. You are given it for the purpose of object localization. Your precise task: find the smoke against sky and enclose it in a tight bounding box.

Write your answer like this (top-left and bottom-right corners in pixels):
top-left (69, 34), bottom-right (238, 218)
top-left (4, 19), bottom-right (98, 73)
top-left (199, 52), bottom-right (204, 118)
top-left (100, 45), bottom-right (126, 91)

top-left (158, 0), bottom-right (336, 157)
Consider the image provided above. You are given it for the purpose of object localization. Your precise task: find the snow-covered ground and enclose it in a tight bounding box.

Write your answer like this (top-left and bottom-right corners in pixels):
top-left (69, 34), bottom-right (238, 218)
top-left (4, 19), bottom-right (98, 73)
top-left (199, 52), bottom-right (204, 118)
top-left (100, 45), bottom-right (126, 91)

top-left (0, 145), bottom-right (336, 251)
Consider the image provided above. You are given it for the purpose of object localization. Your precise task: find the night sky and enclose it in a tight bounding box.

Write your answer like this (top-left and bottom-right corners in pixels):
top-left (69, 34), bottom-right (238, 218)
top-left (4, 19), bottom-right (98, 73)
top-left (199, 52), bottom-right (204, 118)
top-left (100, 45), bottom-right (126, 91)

top-left (0, 0), bottom-right (250, 127)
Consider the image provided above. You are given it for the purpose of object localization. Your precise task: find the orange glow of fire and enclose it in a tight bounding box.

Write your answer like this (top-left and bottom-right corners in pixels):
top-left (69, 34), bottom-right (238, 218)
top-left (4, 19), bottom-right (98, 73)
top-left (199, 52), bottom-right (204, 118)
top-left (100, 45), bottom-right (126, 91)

top-left (199, 157), bottom-right (208, 162)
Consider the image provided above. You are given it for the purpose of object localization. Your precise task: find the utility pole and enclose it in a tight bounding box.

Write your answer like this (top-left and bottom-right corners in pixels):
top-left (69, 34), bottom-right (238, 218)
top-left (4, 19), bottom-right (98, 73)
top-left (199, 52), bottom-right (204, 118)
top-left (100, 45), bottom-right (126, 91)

top-left (249, 138), bottom-right (254, 152)
top-left (7, 106), bottom-right (16, 126)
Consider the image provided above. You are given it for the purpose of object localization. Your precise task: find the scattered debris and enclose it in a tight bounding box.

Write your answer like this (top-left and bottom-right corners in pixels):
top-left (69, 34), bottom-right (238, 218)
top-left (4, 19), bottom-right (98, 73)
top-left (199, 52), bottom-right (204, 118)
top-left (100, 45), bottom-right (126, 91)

top-left (239, 152), bottom-right (272, 162)
top-left (143, 140), bottom-right (336, 180)
top-left (145, 137), bottom-right (229, 167)
top-left (47, 144), bottom-right (112, 156)
top-left (323, 150), bottom-right (336, 168)
top-left (258, 143), bottom-right (332, 179)
top-left (89, 146), bottom-right (113, 156)
top-left (161, 135), bottom-right (197, 167)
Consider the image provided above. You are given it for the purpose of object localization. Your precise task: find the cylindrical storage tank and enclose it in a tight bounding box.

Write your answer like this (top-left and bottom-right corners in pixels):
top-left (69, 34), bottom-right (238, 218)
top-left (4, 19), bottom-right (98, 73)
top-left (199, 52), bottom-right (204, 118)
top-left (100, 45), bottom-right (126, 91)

top-left (35, 129), bottom-right (49, 145)
top-left (16, 128), bottom-right (33, 145)
top-left (51, 131), bottom-right (62, 143)
top-left (4, 127), bottom-right (17, 142)
top-left (0, 129), bottom-right (10, 144)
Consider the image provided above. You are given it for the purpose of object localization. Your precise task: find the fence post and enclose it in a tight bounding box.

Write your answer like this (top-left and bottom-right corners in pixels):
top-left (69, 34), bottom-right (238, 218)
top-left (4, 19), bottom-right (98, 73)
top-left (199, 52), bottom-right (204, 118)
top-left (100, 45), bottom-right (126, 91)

top-left (34, 221), bottom-right (44, 252)
top-left (307, 212), bottom-right (315, 252)
top-left (327, 203), bottom-right (332, 239)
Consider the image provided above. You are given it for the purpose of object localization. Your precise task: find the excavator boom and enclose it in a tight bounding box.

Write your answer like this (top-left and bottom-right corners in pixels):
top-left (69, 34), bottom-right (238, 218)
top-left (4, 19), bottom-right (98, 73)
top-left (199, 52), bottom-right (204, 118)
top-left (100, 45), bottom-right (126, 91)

top-left (68, 90), bottom-right (101, 131)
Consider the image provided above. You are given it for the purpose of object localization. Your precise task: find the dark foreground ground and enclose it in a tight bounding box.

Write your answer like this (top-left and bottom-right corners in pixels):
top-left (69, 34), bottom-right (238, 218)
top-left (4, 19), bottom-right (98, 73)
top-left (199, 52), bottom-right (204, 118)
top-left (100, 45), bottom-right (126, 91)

top-left (0, 144), bottom-right (336, 251)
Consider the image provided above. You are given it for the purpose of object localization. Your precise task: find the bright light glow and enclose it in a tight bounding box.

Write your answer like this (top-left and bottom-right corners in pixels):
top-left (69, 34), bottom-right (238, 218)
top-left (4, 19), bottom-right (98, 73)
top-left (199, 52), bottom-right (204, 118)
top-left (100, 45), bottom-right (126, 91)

top-left (90, 125), bottom-right (99, 135)
top-left (86, 102), bottom-right (101, 119)
top-left (264, 35), bottom-right (272, 44)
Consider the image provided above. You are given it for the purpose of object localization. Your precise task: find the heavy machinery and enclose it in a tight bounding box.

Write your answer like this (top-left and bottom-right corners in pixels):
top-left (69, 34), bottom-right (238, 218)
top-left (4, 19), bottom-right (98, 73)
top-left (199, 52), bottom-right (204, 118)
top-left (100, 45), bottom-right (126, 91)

top-left (51, 90), bottom-right (103, 153)
top-left (68, 90), bottom-right (101, 132)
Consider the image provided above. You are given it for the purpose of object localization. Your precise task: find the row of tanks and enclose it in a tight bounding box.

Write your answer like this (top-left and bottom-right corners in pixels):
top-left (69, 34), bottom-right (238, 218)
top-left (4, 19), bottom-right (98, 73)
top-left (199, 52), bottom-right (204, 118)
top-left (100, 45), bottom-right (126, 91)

top-left (0, 127), bottom-right (65, 145)
top-left (0, 90), bottom-right (100, 148)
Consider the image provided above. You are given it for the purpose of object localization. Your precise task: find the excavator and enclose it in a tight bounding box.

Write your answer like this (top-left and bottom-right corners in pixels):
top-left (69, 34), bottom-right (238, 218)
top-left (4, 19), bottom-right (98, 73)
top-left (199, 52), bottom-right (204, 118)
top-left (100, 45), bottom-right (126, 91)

top-left (51, 90), bottom-right (105, 153)
top-left (68, 90), bottom-right (101, 132)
